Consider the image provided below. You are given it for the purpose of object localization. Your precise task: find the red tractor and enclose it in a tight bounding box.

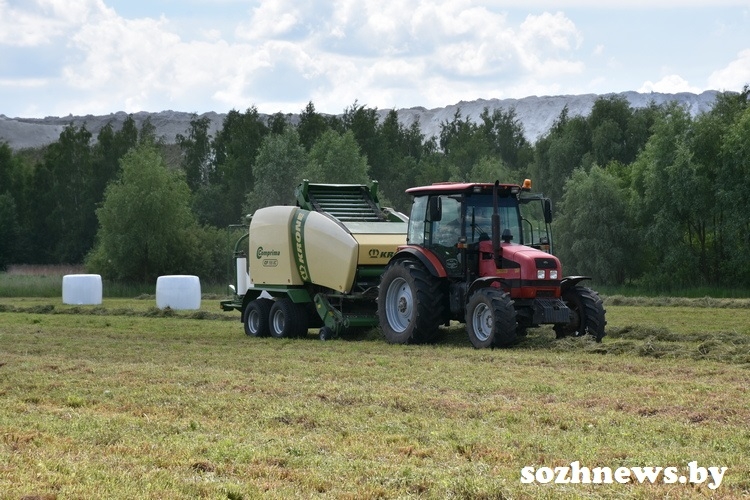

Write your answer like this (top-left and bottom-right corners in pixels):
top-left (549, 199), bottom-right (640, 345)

top-left (377, 180), bottom-right (606, 348)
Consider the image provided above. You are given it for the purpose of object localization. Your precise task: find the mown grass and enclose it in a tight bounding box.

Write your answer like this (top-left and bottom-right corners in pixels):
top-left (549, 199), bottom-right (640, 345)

top-left (0, 298), bottom-right (749, 499)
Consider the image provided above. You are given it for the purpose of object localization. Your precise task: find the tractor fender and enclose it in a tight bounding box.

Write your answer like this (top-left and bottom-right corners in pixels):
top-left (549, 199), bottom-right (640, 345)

top-left (390, 247), bottom-right (447, 277)
top-left (560, 276), bottom-right (591, 292)
top-left (467, 276), bottom-right (506, 298)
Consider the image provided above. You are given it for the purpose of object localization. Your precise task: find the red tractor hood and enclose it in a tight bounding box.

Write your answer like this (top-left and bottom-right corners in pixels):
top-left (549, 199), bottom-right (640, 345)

top-left (478, 240), bottom-right (561, 276)
top-left (502, 243), bottom-right (556, 263)
top-left (501, 243), bottom-right (562, 280)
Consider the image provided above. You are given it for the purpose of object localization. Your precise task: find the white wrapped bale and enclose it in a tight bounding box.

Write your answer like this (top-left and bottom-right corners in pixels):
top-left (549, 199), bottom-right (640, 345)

top-left (156, 275), bottom-right (201, 310)
top-left (62, 274), bottom-right (103, 305)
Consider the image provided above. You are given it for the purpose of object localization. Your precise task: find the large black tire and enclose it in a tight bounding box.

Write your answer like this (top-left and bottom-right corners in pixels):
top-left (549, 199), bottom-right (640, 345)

top-left (554, 286), bottom-right (606, 342)
top-left (466, 288), bottom-right (517, 348)
top-left (377, 259), bottom-right (444, 344)
top-left (269, 298), bottom-right (309, 339)
top-left (243, 298), bottom-right (273, 337)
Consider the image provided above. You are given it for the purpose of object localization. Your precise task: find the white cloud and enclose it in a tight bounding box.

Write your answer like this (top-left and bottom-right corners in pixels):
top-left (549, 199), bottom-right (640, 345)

top-left (0, 77), bottom-right (47, 88)
top-left (235, 0), bottom-right (304, 41)
top-left (519, 12), bottom-right (582, 52)
top-left (638, 75), bottom-right (702, 93)
top-left (59, 9), bottom-right (244, 113)
top-left (468, 0), bottom-right (750, 5)
top-left (2, 0), bottom-right (745, 118)
top-left (201, 28), bottom-right (223, 42)
top-left (708, 49), bottom-right (750, 91)
top-left (515, 12), bottom-right (584, 76)
top-left (0, 0), bottom-right (101, 46)
top-left (226, 1), bottom-right (587, 111)
top-left (9, 0), bottom-right (588, 114)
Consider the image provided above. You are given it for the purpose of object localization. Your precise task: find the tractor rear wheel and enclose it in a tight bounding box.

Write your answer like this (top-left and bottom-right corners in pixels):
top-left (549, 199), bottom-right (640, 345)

top-left (554, 286), bottom-right (606, 342)
top-left (378, 259), bottom-right (444, 344)
top-left (244, 298), bottom-right (273, 337)
top-left (466, 288), bottom-right (517, 348)
top-left (269, 298), bottom-right (309, 338)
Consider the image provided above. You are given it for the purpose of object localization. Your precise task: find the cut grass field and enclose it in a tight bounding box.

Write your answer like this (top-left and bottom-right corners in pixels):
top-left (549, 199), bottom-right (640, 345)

top-left (0, 297), bottom-right (749, 499)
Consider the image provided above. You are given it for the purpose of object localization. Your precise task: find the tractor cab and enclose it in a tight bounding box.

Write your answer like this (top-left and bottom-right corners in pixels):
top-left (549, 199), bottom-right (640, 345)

top-left (405, 181), bottom-right (534, 280)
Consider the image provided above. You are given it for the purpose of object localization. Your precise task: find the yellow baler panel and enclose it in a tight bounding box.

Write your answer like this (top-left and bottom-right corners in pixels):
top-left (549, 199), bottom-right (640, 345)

top-left (248, 206), bottom-right (302, 286)
top-left (248, 206), bottom-right (360, 292)
top-left (248, 204), bottom-right (407, 293)
top-left (352, 232), bottom-right (408, 265)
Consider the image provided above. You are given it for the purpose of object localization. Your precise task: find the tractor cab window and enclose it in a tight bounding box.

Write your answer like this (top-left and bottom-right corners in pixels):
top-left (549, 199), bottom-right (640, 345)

top-left (434, 196), bottom-right (462, 246)
top-left (407, 196), bottom-right (428, 245)
top-left (407, 194), bottom-right (463, 247)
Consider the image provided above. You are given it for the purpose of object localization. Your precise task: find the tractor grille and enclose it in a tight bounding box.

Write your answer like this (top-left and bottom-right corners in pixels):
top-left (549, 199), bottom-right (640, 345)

top-left (535, 257), bottom-right (557, 269)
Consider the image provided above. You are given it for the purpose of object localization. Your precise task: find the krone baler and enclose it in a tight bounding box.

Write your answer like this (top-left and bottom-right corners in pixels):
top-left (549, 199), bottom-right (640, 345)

top-left (221, 180), bottom-right (408, 339)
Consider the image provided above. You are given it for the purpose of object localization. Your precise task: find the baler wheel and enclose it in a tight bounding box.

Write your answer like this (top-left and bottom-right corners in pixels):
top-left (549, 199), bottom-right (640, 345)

top-left (269, 298), bottom-right (309, 338)
top-left (244, 298), bottom-right (273, 337)
top-left (319, 326), bottom-right (334, 341)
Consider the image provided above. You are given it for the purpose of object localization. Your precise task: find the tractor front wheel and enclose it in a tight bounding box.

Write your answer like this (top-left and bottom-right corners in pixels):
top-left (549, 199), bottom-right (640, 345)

top-left (466, 288), bottom-right (517, 348)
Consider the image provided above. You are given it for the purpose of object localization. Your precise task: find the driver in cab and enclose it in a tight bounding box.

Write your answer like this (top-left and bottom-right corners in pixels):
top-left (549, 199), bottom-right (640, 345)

top-left (436, 201), bottom-right (462, 246)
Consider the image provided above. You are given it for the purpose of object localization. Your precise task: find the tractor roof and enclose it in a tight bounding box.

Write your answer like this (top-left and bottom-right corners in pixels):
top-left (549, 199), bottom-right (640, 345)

top-left (405, 181), bottom-right (524, 196)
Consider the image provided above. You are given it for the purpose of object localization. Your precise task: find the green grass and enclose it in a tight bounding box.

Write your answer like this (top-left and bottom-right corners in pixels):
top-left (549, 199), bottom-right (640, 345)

top-left (595, 283), bottom-right (750, 299)
top-left (0, 272), bottom-right (232, 298)
top-left (0, 298), bottom-right (749, 499)
top-left (0, 273), bottom-right (69, 297)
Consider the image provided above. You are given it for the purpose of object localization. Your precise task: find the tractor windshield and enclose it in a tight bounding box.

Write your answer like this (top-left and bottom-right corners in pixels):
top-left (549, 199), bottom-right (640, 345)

top-left (464, 194), bottom-right (522, 244)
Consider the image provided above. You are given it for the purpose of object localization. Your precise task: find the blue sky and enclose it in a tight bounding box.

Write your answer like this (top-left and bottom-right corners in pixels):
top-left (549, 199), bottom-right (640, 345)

top-left (1, 0), bottom-right (748, 118)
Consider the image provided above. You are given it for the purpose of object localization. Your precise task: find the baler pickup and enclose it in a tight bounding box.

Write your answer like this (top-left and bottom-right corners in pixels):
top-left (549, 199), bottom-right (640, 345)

top-left (298, 182), bottom-right (386, 222)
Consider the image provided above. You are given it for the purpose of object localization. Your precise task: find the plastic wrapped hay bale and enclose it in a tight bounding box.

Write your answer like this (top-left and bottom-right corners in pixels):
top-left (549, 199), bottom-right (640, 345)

top-left (62, 274), bottom-right (103, 305)
top-left (156, 275), bottom-right (201, 310)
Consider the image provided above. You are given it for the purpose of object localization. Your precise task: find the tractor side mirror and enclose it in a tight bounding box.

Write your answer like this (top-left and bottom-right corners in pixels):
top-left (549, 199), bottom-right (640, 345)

top-left (543, 198), bottom-right (552, 224)
top-left (427, 196), bottom-right (442, 222)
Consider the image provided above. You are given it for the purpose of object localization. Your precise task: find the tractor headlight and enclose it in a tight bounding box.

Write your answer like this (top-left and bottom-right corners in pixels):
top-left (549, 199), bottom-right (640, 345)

top-left (550, 270), bottom-right (558, 280)
top-left (537, 270), bottom-right (546, 280)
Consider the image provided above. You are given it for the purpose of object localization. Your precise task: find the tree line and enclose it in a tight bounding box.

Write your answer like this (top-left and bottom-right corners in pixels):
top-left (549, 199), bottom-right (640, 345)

top-left (1, 89), bottom-right (748, 290)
